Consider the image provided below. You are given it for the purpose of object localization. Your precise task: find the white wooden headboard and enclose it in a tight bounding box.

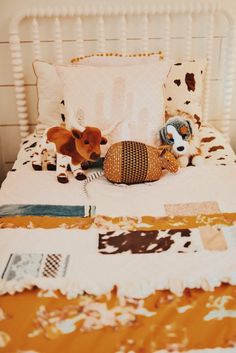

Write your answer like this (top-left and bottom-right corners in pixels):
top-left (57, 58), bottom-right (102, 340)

top-left (9, 0), bottom-right (236, 142)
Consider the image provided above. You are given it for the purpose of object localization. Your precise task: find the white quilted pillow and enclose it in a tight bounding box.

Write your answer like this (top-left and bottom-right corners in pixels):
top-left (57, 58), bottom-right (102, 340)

top-left (56, 61), bottom-right (171, 154)
top-left (33, 54), bottom-right (164, 133)
top-left (33, 61), bottom-right (63, 133)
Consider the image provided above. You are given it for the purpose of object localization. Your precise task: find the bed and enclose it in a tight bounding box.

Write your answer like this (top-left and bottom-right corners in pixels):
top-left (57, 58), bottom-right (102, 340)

top-left (1, 1), bottom-right (236, 352)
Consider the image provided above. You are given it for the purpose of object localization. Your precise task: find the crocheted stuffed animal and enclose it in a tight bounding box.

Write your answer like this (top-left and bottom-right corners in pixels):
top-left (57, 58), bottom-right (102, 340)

top-left (85, 141), bottom-right (179, 187)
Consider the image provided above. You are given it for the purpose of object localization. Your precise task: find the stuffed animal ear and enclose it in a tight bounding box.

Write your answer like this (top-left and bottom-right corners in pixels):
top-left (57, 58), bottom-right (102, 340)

top-left (100, 136), bottom-right (108, 145)
top-left (160, 126), bottom-right (175, 144)
top-left (186, 120), bottom-right (193, 135)
top-left (165, 110), bottom-right (171, 122)
top-left (159, 126), bottom-right (168, 143)
top-left (71, 129), bottom-right (82, 139)
top-left (158, 144), bottom-right (171, 155)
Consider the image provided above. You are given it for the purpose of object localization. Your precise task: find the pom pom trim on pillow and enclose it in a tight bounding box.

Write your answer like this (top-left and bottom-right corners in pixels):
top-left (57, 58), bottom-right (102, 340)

top-left (70, 51), bottom-right (164, 63)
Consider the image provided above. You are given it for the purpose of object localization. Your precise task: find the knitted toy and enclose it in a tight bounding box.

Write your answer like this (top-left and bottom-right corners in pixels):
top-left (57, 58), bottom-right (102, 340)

top-left (159, 111), bottom-right (204, 167)
top-left (85, 140), bottom-right (179, 187)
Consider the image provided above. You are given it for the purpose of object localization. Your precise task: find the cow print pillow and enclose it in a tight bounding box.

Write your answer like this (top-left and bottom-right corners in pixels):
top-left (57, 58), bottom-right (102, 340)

top-left (165, 59), bottom-right (207, 128)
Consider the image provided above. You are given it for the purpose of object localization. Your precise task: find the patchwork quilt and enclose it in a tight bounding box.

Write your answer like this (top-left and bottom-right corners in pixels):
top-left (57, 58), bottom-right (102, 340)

top-left (1, 204), bottom-right (236, 352)
top-left (0, 125), bottom-right (236, 353)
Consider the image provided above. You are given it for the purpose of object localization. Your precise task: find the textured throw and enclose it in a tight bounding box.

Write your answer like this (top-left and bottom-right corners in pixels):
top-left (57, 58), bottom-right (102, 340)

top-left (1, 211), bottom-right (236, 298)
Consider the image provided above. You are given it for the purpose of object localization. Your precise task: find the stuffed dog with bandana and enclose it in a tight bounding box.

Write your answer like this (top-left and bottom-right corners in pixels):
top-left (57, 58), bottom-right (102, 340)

top-left (159, 111), bottom-right (203, 167)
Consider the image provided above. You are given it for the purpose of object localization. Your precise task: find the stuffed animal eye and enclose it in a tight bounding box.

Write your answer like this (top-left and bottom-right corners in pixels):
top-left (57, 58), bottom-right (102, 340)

top-left (182, 134), bottom-right (188, 140)
top-left (169, 138), bottom-right (174, 143)
top-left (84, 140), bottom-right (89, 145)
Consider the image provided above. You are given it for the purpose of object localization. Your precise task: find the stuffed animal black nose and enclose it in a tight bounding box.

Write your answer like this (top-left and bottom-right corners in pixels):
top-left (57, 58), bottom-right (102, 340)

top-left (177, 146), bottom-right (184, 151)
top-left (90, 152), bottom-right (100, 161)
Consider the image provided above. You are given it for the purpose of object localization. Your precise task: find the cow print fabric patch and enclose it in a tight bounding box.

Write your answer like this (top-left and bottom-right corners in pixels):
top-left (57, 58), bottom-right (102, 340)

top-left (201, 137), bottom-right (216, 143)
top-left (185, 73), bottom-right (195, 91)
top-left (208, 145), bottom-right (224, 153)
top-left (98, 229), bottom-right (200, 254)
top-left (174, 79), bottom-right (181, 86)
top-left (24, 142), bottom-right (37, 152)
top-left (165, 59), bottom-right (207, 123)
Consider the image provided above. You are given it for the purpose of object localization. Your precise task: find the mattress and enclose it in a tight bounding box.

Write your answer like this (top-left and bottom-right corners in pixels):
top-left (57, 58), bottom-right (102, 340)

top-left (1, 123), bottom-right (236, 353)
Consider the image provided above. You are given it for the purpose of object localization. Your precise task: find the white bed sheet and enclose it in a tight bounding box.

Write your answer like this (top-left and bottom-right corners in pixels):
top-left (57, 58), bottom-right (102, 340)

top-left (0, 164), bottom-right (236, 216)
top-left (0, 123), bottom-right (235, 216)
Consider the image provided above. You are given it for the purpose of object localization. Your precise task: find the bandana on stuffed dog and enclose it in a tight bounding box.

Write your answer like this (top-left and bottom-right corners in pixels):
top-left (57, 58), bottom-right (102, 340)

top-left (159, 112), bottom-right (203, 167)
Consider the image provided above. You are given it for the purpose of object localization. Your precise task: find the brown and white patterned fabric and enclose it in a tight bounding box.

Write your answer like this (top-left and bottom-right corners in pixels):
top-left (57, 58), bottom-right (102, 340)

top-left (199, 124), bottom-right (236, 166)
top-left (10, 123), bottom-right (235, 175)
top-left (165, 59), bottom-right (207, 127)
top-left (99, 229), bottom-right (198, 254)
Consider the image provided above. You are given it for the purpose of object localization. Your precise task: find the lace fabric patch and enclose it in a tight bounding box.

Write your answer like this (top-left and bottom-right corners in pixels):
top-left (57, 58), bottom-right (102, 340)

top-left (2, 253), bottom-right (70, 281)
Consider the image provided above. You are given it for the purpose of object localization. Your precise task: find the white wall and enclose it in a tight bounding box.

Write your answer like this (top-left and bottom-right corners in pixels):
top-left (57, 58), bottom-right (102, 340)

top-left (0, 0), bottom-right (236, 185)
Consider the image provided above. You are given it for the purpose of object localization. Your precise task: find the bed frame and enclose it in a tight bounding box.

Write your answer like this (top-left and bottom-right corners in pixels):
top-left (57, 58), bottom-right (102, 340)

top-left (9, 0), bottom-right (236, 142)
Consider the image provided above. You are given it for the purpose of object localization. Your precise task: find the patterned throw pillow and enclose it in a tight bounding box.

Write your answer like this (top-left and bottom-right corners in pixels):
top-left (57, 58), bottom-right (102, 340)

top-left (56, 61), bottom-right (172, 154)
top-left (165, 59), bottom-right (207, 128)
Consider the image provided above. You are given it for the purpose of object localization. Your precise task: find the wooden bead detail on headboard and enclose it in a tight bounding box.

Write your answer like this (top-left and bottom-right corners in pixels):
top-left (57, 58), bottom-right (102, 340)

top-left (54, 18), bottom-right (64, 64)
top-left (75, 17), bottom-right (85, 57)
top-left (120, 16), bottom-right (127, 55)
top-left (32, 18), bottom-right (42, 60)
top-left (9, 31), bottom-right (29, 139)
top-left (222, 11), bottom-right (236, 141)
top-left (185, 14), bottom-right (192, 61)
top-left (97, 16), bottom-right (106, 53)
top-left (203, 12), bottom-right (215, 124)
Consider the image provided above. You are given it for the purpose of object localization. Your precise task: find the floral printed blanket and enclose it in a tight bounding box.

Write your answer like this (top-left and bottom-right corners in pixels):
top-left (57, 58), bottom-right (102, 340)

top-left (1, 206), bottom-right (236, 352)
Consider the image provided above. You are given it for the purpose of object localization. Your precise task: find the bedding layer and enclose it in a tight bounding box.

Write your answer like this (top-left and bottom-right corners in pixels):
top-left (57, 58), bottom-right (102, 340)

top-left (10, 124), bottom-right (236, 174)
top-left (1, 165), bottom-right (236, 216)
top-left (1, 285), bottom-right (236, 352)
top-left (0, 125), bottom-right (236, 352)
